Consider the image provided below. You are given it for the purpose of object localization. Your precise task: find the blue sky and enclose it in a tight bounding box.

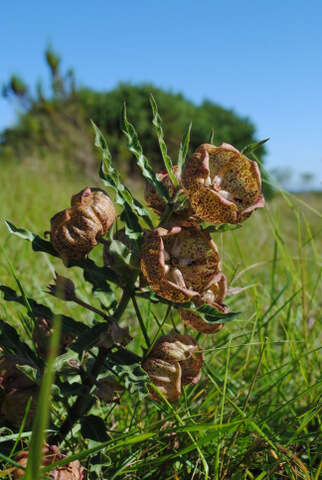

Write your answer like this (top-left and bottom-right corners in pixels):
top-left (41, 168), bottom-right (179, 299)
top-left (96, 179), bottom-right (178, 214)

top-left (1, 0), bottom-right (321, 187)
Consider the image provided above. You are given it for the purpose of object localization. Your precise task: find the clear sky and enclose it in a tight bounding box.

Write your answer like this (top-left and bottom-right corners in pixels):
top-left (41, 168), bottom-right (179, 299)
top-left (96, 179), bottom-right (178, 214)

top-left (1, 0), bottom-right (322, 188)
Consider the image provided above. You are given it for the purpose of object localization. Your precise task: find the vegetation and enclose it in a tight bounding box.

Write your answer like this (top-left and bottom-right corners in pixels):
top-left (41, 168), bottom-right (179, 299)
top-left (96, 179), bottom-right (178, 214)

top-left (1, 47), bottom-right (272, 198)
top-left (0, 95), bottom-right (320, 479)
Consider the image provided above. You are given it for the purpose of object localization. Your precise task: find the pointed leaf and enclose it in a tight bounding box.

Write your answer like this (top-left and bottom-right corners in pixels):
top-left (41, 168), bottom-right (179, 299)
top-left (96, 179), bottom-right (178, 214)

top-left (149, 94), bottom-right (179, 187)
top-left (121, 103), bottom-right (170, 200)
top-left (178, 121), bottom-right (192, 175)
top-left (241, 137), bottom-right (270, 156)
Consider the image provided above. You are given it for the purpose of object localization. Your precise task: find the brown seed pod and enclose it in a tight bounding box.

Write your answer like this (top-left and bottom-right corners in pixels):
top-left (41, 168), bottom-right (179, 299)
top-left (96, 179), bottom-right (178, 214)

top-left (182, 143), bottom-right (265, 224)
top-left (142, 333), bottom-right (204, 402)
top-left (140, 225), bottom-right (222, 304)
top-left (50, 187), bottom-right (116, 265)
top-left (12, 444), bottom-right (87, 479)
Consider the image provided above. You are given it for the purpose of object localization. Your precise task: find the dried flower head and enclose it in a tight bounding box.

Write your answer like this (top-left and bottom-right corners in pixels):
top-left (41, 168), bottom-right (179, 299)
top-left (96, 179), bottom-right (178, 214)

top-left (182, 143), bottom-right (265, 224)
top-left (142, 333), bottom-right (204, 402)
top-left (50, 187), bottom-right (116, 265)
top-left (13, 444), bottom-right (87, 479)
top-left (140, 225), bottom-right (222, 303)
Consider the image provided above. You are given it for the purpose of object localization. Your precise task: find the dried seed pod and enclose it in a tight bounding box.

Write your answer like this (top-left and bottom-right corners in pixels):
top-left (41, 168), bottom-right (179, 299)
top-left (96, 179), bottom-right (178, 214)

top-left (142, 356), bottom-right (182, 402)
top-left (142, 333), bottom-right (204, 402)
top-left (96, 321), bottom-right (132, 349)
top-left (182, 143), bottom-right (265, 224)
top-left (140, 225), bottom-right (222, 303)
top-left (13, 444), bottom-right (87, 479)
top-left (47, 274), bottom-right (76, 301)
top-left (50, 187), bottom-right (116, 265)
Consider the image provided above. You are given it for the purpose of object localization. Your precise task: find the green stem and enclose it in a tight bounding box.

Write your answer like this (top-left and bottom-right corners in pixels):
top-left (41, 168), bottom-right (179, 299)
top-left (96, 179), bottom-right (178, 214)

top-left (131, 295), bottom-right (150, 348)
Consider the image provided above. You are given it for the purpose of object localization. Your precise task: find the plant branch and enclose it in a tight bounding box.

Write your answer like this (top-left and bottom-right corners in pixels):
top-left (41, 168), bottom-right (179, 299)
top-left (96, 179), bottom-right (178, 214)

top-left (131, 295), bottom-right (150, 348)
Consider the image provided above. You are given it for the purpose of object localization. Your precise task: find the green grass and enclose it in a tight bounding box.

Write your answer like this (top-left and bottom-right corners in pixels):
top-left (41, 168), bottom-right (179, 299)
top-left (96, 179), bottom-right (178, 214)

top-left (0, 159), bottom-right (321, 479)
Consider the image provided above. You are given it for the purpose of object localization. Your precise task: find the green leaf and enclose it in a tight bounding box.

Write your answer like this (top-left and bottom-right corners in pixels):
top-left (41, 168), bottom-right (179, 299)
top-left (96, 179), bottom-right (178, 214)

top-left (182, 304), bottom-right (240, 324)
top-left (16, 364), bottom-right (39, 384)
top-left (104, 353), bottom-right (148, 399)
top-left (149, 94), bottom-right (179, 187)
top-left (92, 120), bottom-right (153, 228)
top-left (177, 121), bottom-right (192, 176)
top-left (121, 103), bottom-right (170, 200)
top-left (208, 127), bottom-right (215, 144)
top-left (81, 415), bottom-right (109, 442)
top-left (200, 222), bottom-right (243, 233)
top-left (0, 318), bottom-right (38, 362)
top-left (241, 137), bottom-right (270, 156)
top-left (5, 220), bottom-right (36, 241)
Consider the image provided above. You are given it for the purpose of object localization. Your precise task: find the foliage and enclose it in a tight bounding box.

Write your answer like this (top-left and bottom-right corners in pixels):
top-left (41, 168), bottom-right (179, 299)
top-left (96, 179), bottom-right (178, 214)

top-left (0, 48), bottom-right (273, 198)
top-left (0, 88), bottom-right (320, 479)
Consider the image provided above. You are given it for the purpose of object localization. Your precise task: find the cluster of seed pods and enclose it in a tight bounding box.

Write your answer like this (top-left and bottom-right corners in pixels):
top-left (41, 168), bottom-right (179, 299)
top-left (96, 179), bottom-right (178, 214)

top-left (141, 142), bottom-right (264, 400)
top-left (44, 142), bottom-right (264, 404)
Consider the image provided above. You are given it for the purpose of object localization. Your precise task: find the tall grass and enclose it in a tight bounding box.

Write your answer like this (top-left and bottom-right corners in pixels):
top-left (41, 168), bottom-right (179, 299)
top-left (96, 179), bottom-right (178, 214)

top-left (0, 158), bottom-right (321, 479)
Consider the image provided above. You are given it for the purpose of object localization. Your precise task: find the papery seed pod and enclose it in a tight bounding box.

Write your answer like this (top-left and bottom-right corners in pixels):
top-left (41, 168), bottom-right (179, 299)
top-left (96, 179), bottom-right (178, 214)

top-left (140, 225), bottom-right (222, 304)
top-left (182, 143), bottom-right (265, 224)
top-left (50, 187), bottom-right (116, 265)
top-left (142, 356), bottom-right (182, 402)
top-left (33, 317), bottom-right (76, 358)
top-left (142, 333), bottom-right (204, 402)
top-left (94, 376), bottom-right (124, 403)
top-left (1, 388), bottom-right (37, 428)
top-left (13, 444), bottom-right (87, 479)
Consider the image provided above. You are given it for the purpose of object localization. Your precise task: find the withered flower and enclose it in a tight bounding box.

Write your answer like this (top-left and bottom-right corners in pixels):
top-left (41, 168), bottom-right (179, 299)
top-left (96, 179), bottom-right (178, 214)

top-left (50, 187), bottom-right (116, 265)
top-left (12, 444), bottom-right (87, 479)
top-left (140, 225), bottom-right (223, 304)
top-left (142, 333), bottom-right (204, 402)
top-left (182, 143), bottom-right (265, 224)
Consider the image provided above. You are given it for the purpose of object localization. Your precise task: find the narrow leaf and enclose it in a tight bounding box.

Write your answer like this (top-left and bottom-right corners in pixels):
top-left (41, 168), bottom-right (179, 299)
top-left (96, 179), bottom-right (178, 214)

top-left (241, 137), bottom-right (270, 156)
top-left (208, 127), bottom-right (215, 144)
top-left (149, 94), bottom-right (179, 187)
top-left (178, 121), bottom-right (192, 176)
top-left (92, 121), bottom-right (153, 228)
top-left (121, 103), bottom-right (170, 200)
top-left (181, 304), bottom-right (240, 324)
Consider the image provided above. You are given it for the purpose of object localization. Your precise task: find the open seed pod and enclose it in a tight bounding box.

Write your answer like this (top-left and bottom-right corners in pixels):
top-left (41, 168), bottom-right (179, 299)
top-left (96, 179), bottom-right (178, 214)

top-left (182, 143), bottom-right (265, 224)
top-left (140, 225), bottom-right (223, 303)
top-left (142, 333), bottom-right (204, 402)
top-left (50, 187), bottom-right (116, 265)
top-left (12, 444), bottom-right (87, 479)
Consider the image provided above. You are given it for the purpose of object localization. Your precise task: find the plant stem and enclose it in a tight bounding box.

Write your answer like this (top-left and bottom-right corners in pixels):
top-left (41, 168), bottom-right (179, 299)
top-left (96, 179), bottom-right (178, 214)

top-left (131, 295), bottom-right (150, 348)
top-left (49, 347), bottom-right (107, 445)
top-left (74, 297), bottom-right (111, 321)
